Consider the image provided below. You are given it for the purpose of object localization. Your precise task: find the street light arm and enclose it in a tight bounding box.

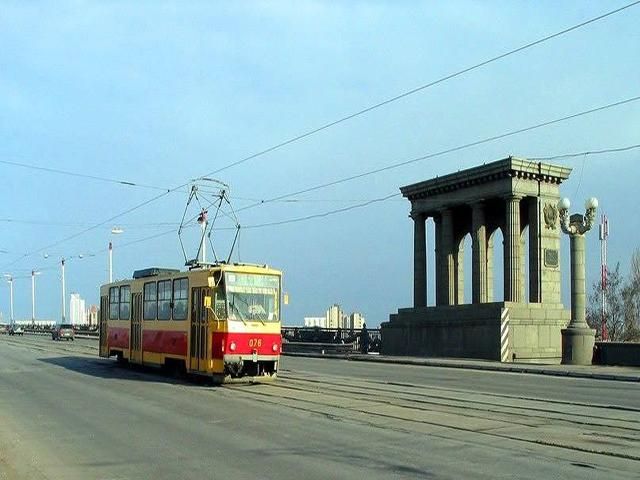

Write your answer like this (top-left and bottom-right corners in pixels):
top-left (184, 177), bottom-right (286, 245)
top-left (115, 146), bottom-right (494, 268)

top-left (558, 201), bottom-right (598, 236)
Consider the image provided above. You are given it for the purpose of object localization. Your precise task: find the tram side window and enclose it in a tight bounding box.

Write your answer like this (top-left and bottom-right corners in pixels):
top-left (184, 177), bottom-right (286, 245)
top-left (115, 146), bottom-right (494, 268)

top-left (119, 286), bottom-right (131, 320)
top-left (109, 287), bottom-right (119, 320)
top-left (172, 278), bottom-right (188, 320)
top-left (157, 280), bottom-right (172, 320)
top-left (143, 282), bottom-right (157, 320)
top-left (214, 288), bottom-right (226, 320)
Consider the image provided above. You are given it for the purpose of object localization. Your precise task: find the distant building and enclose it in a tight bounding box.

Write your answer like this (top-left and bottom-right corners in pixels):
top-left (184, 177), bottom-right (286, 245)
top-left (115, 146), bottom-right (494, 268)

top-left (70, 293), bottom-right (87, 325)
top-left (304, 316), bottom-right (326, 328)
top-left (349, 312), bottom-right (366, 330)
top-left (326, 304), bottom-right (343, 329)
top-left (304, 305), bottom-right (367, 329)
top-left (87, 305), bottom-right (98, 327)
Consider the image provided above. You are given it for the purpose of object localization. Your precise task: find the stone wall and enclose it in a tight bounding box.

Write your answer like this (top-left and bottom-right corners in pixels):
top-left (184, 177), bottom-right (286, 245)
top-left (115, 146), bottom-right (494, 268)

top-left (382, 302), bottom-right (570, 363)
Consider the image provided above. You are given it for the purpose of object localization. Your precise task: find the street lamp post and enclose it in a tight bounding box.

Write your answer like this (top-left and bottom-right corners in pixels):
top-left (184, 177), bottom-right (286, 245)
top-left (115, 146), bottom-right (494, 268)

top-left (109, 226), bottom-right (124, 283)
top-left (4, 274), bottom-right (13, 324)
top-left (31, 270), bottom-right (41, 323)
top-left (61, 259), bottom-right (66, 323)
top-left (558, 197), bottom-right (598, 365)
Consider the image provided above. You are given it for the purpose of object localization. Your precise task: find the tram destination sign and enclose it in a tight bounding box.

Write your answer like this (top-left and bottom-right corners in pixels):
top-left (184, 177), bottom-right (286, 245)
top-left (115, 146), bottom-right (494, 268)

top-left (225, 272), bottom-right (279, 289)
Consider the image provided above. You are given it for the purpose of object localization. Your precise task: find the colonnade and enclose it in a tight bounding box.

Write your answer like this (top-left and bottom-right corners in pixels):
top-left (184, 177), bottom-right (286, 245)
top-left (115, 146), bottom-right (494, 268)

top-left (412, 196), bottom-right (542, 307)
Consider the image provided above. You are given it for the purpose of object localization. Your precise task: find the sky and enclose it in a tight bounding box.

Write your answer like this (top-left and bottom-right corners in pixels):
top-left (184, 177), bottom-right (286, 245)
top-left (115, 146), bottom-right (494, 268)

top-left (0, 1), bottom-right (639, 326)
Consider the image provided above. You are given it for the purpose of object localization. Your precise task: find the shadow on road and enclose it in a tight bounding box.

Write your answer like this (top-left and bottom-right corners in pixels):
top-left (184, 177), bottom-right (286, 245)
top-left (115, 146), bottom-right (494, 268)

top-left (38, 355), bottom-right (217, 388)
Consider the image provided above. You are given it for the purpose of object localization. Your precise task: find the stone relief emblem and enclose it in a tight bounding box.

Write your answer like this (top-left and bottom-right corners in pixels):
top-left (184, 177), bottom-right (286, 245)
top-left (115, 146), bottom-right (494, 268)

top-left (543, 203), bottom-right (558, 229)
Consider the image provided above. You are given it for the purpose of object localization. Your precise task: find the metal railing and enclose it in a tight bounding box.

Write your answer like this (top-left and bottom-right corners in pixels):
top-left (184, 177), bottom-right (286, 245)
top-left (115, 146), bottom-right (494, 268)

top-left (18, 325), bottom-right (383, 353)
top-left (281, 326), bottom-right (381, 353)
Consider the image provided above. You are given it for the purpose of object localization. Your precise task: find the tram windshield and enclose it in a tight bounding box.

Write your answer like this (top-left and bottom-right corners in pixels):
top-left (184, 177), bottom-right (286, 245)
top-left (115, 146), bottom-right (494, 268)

top-left (224, 272), bottom-right (280, 323)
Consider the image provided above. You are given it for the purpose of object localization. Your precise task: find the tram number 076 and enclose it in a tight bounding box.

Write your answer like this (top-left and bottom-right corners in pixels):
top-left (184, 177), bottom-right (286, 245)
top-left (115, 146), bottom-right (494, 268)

top-left (248, 338), bottom-right (262, 348)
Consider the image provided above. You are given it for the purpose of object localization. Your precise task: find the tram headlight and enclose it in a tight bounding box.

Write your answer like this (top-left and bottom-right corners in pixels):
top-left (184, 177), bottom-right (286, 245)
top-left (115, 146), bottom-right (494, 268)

top-left (272, 343), bottom-right (279, 353)
top-left (229, 341), bottom-right (237, 352)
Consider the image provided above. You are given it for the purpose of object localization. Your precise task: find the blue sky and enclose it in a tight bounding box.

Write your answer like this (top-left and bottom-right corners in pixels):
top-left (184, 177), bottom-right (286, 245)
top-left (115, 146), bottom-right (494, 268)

top-left (1, 1), bottom-right (639, 326)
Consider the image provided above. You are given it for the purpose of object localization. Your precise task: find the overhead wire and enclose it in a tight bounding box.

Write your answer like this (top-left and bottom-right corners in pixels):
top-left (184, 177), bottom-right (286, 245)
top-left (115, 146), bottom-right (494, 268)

top-left (197, 0), bottom-right (640, 178)
top-left (0, 158), bottom-right (179, 193)
top-left (529, 143), bottom-right (640, 161)
top-left (3, 95), bottom-right (639, 272)
top-left (2, 1), bottom-right (639, 269)
top-left (16, 140), bottom-right (639, 267)
top-left (233, 96), bottom-right (640, 214)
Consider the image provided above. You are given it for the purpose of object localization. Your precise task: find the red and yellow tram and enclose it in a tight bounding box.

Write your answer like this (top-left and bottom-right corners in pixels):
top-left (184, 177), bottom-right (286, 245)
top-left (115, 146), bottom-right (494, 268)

top-left (99, 263), bottom-right (282, 382)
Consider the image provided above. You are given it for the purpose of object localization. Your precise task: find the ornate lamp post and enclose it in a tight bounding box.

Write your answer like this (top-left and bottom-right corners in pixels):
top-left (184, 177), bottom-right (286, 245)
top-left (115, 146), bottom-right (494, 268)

top-left (558, 196), bottom-right (598, 365)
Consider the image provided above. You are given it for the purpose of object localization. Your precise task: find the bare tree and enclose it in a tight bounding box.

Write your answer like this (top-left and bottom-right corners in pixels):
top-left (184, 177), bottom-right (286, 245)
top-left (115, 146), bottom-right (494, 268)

top-left (587, 249), bottom-right (640, 342)
top-left (587, 263), bottom-right (625, 340)
top-left (622, 249), bottom-right (640, 341)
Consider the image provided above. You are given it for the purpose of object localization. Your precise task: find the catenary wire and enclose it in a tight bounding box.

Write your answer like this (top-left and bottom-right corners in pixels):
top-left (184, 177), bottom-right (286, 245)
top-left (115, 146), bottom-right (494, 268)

top-left (0, 159), bottom-right (178, 192)
top-left (21, 139), bottom-right (637, 268)
top-left (2, 95), bottom-right (639, 272)
top-left (197, 0), bottom-right (640, 178)
top-left (3, 3), bottom-right (637, 271)
top-left (234, 96), bottom-right (640, 214)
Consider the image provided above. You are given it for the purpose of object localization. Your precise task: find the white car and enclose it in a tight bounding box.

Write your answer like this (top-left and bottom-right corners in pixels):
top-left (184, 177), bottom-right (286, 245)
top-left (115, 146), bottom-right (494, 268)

top-left (9, 325), bottom-right (24, 336)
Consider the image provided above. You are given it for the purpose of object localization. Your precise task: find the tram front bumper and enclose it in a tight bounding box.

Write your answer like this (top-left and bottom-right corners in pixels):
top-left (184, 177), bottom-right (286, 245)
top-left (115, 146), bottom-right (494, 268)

top-left (223, 354), bottom-right (279, 378)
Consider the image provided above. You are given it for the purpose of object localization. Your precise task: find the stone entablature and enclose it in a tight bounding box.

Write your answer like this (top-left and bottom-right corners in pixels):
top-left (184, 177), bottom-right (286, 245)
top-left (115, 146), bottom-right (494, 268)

top-left (402, 157), bottom-right (570, 200)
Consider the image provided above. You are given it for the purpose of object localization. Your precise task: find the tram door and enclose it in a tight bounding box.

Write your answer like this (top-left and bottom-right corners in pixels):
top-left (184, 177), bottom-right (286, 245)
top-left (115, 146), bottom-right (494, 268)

top-left (190, 287), bottom-right (210, 372)
top-left (129, 292), bottom-right (143, 363)
top-left (99, 296), bottom-right (109, 357)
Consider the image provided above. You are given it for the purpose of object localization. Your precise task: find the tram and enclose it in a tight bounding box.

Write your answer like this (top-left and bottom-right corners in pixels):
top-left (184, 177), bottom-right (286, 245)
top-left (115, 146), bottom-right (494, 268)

top-left (99, 263), bottom-right (282, 383)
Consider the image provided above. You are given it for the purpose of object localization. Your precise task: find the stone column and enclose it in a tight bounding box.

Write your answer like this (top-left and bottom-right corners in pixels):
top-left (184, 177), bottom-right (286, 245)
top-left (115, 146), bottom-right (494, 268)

top-left (412, 213), bottom-right (427, 308)
top-left (455, 240), bottom-right (464, 305)
top-left (504, 196), bottom-right (523, 302)
top-left (528, 199), bottom-right (542, 303)
top-left (441, 209), bottom-right (455, 305)
top-left (570, 234), bottom-right (586, 324)
top-left (434, 215), bottom-right (443, 305)
top-left (561, 233), bottom-right (595, 364)
top-left (471, 204), bottom-right (488, 304)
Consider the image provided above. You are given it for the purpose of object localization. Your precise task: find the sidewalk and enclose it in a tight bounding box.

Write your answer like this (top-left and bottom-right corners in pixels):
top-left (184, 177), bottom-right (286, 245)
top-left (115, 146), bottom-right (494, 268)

top-left (283, 351), bottom-right (640, 382)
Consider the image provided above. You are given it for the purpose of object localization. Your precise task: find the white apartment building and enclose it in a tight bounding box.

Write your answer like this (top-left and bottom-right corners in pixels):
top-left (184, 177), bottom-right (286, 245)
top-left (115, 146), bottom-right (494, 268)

top-left (325, 304), bottom-right (343, 329)
top-left (349, 312), bottom-right (366, 330)
top-left (304, 316), bottom-right (326, 328)
top-left (69, 293), bottom-right (87, 325)
top-left (303, 305), bottom-right (367, 330)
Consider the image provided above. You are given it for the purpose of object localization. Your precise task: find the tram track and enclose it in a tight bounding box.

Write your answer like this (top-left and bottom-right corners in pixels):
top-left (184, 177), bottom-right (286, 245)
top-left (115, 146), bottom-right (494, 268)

top-left (223, 372), bottom-right (640, 462)
top-left (0, 335), bottom-right (97, 357)
top-left (278, 373), bottom-right (640, 431)
top-left (4, 335), bottom-right (639, 461)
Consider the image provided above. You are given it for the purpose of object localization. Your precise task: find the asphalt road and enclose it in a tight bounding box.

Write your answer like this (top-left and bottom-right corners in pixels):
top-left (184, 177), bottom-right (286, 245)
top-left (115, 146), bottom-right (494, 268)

top-left (1, 335), bottom-right (638, 480)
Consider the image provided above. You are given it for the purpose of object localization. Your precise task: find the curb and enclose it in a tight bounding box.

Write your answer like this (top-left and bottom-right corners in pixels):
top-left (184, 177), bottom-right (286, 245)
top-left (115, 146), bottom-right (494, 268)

top-left (282, 352), bottom-right (640, 383)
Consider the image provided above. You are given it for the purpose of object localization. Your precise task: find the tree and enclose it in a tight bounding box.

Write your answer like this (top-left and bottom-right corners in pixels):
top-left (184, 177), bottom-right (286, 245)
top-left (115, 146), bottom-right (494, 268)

top-left (622, 249), bottom-right (640, 341)
top-left (587, 249), bottom-right (640, 342)
top-left (587, 263), bottom-right (626, 340)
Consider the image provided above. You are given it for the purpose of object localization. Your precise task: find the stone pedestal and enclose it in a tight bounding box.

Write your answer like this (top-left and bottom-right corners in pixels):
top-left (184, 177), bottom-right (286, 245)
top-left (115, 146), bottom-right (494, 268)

top-left (561, 326), bottom-right (595, 365)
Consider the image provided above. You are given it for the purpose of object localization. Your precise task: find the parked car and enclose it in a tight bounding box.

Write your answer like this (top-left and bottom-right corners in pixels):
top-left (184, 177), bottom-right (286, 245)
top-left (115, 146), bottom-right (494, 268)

top-left (52, 324), bottom-right (74, 341)
top-left (8, 325), bottom-right (24, 336)
top-left (0, 324), bottom-right (9, 334)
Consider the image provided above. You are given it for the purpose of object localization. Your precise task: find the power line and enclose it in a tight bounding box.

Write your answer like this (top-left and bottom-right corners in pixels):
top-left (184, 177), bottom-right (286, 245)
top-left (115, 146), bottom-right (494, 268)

top-left (235, 95), bottom-right (640, 214)
top-left (198, 0), bottom-right (640, 178)
top-left (40, 138), bottom-right (640, 259)
top-left (0, 158), bottom-right (177, 192)
top-left (3, 2), bottom-right (638, 270)
top-left (529, 143), bottom-right (640, 161)
top-left (242, 193), bottom-right (401, 229)
top-left (0, 218), bottom-right (183, 229)
top-left (3, 96), bottom-right (639, 272)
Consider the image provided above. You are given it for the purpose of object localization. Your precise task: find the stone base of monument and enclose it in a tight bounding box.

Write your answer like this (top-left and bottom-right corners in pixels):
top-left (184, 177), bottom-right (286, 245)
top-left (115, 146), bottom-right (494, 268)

top-left (381, 303), bottom-right (571, 363)
top-left (561, 326), bottom-right (595, 365)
